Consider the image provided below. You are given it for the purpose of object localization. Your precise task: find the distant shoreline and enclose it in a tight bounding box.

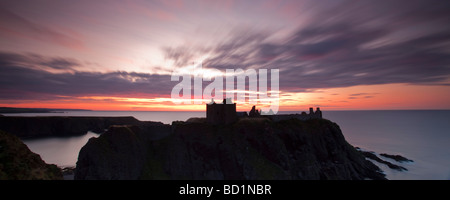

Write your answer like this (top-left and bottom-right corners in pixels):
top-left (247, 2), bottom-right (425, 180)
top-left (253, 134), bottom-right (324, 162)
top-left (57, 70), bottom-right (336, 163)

top-left (0, 107), bottom-right (91, 114)
top-left (1, 107), bottom-right (449, 114)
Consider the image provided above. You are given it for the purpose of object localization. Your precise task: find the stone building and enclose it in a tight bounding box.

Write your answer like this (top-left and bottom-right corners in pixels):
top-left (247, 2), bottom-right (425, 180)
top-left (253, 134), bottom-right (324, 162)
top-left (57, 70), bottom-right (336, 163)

top-left (206, 98), bottom-right (237, 125)
top-left (206, 98), bottom-right (323, 124)
top-left (268, 107), bottom-right (322, 122)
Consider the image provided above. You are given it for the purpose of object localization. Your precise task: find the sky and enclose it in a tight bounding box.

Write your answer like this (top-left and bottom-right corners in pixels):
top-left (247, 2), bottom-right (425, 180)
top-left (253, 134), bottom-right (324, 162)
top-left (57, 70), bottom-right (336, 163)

top-left (0, 0), bottom-right (449, 111)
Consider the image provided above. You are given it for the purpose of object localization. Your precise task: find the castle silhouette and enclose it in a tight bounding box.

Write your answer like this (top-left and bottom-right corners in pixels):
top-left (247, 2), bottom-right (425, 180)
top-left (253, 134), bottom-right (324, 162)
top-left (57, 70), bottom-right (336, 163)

top-left (206, 98), bottom-right (322, 125)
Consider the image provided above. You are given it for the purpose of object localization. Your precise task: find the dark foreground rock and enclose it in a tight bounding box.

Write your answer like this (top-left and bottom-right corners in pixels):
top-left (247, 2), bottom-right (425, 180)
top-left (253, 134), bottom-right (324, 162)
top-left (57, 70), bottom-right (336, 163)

top-left (62, 166), bottom-right (76, 180)
top-left (0, 116), bottom-right (147, 138)
top-left (359, 150), bottom-right (407, 171)
top-left (75, 123), bottom-right (171, 180)
top-left (0, 130), bottom-right (63, 180)
top-left (75, 118), bottom-right (386, 180)
top-left (380, 153), bottom-right (413, 162)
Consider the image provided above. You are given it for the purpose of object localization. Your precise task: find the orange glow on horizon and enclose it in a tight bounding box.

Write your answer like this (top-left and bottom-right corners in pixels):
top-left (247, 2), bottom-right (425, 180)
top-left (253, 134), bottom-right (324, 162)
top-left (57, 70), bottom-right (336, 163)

top-left (0, 83), bottom-right (449, 111)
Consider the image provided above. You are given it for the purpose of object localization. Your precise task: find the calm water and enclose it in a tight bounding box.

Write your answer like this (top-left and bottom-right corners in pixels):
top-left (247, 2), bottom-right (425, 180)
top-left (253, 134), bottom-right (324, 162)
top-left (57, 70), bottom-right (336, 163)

top-left (323, 110), bottom-right (450, 180)
top-left (4, 110), bottom-right (450, 180)
top-left (22, 131), bottom-right (99, 167)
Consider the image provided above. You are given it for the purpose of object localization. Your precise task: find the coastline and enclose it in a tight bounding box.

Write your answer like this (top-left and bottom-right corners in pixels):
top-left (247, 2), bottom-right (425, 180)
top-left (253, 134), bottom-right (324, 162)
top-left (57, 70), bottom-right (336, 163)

top-left (2, 110), bottom-right (449, 180)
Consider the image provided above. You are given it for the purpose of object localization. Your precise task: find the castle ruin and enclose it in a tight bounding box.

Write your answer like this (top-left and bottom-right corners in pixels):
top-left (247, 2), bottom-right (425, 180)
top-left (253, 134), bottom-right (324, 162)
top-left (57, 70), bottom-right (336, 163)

top-left (268, 107), bottom-right (322, 122)
top-left (206, 98), bottom-right (322, 125)
top-left (206, 98), bottom-right (237, 125)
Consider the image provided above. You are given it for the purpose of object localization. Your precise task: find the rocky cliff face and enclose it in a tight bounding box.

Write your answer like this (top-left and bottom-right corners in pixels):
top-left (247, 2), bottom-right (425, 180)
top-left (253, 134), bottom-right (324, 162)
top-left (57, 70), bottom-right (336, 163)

top-left (0, 130), bottom-right (63, 180)
top-left (0, 116), bottom-right (143, 138)
top-left (75, 123), bottom-right (171, 180)
top-left (75, 118), bottom-right (385, 180)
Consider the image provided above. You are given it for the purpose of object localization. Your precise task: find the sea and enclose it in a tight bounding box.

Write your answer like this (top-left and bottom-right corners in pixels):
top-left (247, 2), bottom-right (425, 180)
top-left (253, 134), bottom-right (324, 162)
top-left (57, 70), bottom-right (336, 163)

top-left (3, 110), bottom-right (449, 180)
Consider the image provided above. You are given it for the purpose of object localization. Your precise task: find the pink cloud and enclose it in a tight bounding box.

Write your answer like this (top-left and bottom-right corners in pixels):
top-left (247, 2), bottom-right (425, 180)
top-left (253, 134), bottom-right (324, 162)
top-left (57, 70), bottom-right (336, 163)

top-left (122, 1), bottom-right (178, 22)
top-left (160, 0), bottom-right (184, 9)
top-left (0, 8), bottom-right (85, 51)
top-left (154, 10), bottom-right (177, 21)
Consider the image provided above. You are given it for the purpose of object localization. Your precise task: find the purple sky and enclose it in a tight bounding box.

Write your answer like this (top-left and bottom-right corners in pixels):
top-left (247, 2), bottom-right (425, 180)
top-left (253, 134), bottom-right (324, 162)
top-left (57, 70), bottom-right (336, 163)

top-left (0, 0), bottom-right (449, 110)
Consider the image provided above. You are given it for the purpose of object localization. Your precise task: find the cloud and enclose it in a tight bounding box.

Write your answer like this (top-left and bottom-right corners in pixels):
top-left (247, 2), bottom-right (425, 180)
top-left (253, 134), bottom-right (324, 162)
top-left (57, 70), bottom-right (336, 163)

top-left (0, 52), bottom-right (175, 100)
top-left (164, 0), bottom-right (450, 92)
top-left (347, 93), bottom-right (377, 100)
top-left (0, 52), bottom-right (80, 73)
top-left (162, 46), bottom-right (204, 68)
top-left (350, 93), bottom-right (378, 97)
top-left (39, 58), bottom-right (79, 70)
top-left (0, 8), bottom-right (84, 51)
top-left (1, 0), bottom-right (449, 103)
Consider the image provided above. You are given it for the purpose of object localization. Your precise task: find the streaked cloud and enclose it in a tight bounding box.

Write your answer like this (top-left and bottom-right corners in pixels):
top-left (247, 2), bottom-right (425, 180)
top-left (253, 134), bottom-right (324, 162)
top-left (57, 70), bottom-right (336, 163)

top-left (0, 52), bottom-right (173, 100)
top-left (0, 8), bottom-right (85, 51)
top-left (0, 0), bottom-right (449, 110)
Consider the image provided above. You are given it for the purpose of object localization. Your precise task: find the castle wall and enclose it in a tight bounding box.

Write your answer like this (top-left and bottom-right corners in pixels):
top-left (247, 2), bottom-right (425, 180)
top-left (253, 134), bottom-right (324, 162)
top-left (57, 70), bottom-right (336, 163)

top-left (207, 102), bottom-right (321, 125)
top-left (206, 102), bottom-right (237, 125)
top-left (268, 108), bottom-right (322, 122)
top-left (223, 103), bottom-right (237, 124)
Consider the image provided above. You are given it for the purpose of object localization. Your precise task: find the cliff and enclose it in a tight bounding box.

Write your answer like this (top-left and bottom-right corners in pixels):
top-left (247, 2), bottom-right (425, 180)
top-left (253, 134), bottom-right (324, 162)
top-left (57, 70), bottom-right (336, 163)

top-left (75, 118), bottom-right (385, 180)
top-left (0, 116), bottom-right (145, 138)
top-left (0, 130), bottom-right (63, 180)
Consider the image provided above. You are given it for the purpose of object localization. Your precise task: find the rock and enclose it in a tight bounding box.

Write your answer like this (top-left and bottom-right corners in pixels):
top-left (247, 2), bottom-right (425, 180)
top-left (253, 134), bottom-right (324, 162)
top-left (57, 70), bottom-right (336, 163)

top-left (186, 117), bottom-right (207, 123)
top-left (0, 116), bottom-right (147, 138)
top-left (75, 123), bottom-right (171, 180)
top-left (380, 153), bottom-right (413, 162)
top-left (76, 118), bottom-right (386, 180)
top-left (359, 151), bottom-right (407, 171)
top-left (75, 126), bottom-right (146, 180)
top-left (62, 166), bottom-right (76, 174)
top-left (0, 130), bottom-right (63, 180)
top-left (62, 166), bottom-right (76, 180)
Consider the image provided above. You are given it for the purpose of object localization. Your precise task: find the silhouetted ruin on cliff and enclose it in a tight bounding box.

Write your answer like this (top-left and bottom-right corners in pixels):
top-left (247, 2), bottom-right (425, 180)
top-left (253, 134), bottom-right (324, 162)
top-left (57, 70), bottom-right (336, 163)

top-left (206, 98), bottom-right (237, 125)
top-left (269, 107), bottom-right (322, 122)
top-left (206, 98), bottom-right (322, 124)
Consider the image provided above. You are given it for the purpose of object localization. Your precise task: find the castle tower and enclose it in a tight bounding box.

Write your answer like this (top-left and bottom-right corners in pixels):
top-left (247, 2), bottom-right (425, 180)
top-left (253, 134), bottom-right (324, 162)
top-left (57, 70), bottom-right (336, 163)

top-left (206, 98), bottom-right (237, 125)
top-left (315, 107), bottom-right (322, 118)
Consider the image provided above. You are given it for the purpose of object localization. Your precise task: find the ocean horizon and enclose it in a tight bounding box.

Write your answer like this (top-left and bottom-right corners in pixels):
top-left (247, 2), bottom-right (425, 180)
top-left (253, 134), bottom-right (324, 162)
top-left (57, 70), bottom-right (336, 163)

top-left (4, 110), bottom-right (450, 180)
